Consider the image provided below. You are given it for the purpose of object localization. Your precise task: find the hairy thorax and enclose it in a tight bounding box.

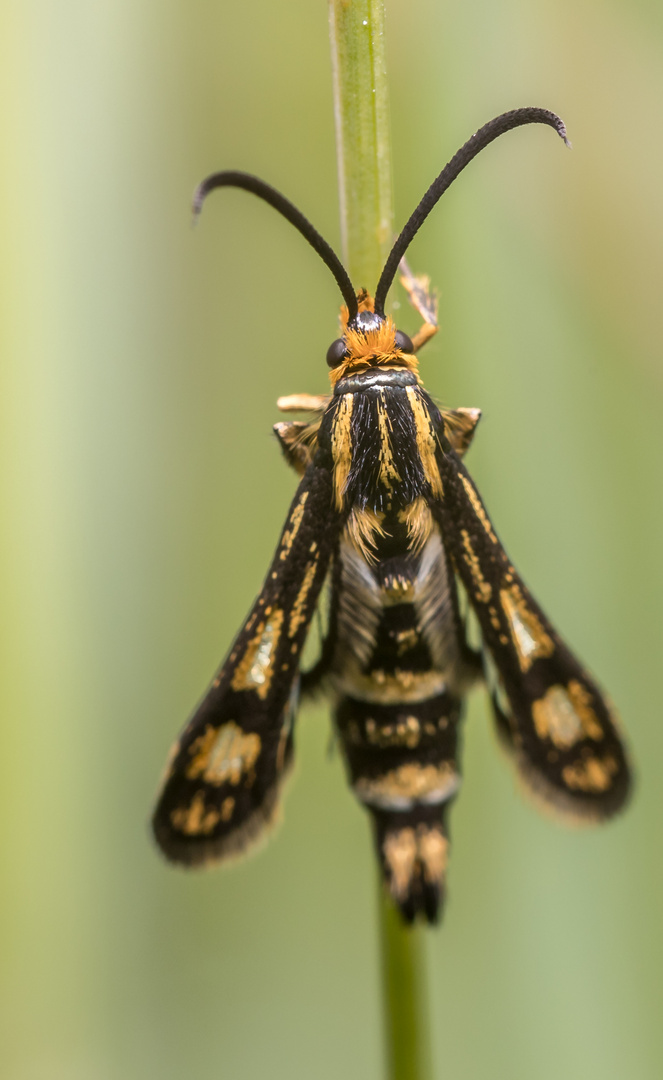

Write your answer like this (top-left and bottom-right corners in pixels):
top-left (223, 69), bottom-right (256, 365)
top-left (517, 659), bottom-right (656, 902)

top-left (318, 367), bottom-right (477, 709)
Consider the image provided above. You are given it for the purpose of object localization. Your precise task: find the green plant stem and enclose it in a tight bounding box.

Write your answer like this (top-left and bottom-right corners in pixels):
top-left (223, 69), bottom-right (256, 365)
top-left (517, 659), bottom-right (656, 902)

top-left (328, 4), bottom-right (433, 1079)
top-left (379, 891), bottom-right (433, 1080)
top-left (328, 0), bottom-right (393, 290)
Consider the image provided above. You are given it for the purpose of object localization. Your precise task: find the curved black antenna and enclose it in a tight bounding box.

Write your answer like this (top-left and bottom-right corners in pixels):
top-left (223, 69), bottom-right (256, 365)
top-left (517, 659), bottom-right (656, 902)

top-left (193, 171), bottom-right (359, 322)
top-left (374, 108), bottom-right (570, 316)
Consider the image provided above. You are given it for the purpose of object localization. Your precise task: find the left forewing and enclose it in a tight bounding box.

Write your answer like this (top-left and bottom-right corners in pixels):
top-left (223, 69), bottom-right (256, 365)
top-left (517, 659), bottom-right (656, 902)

top-left (431, 450), bottom-right (631, 823)
top-left (152, 463), bottom-right (341, 865)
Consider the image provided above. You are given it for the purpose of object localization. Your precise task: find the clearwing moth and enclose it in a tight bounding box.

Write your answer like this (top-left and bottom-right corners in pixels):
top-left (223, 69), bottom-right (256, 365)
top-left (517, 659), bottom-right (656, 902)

top-left (152, 108), bottom-right (631, 924)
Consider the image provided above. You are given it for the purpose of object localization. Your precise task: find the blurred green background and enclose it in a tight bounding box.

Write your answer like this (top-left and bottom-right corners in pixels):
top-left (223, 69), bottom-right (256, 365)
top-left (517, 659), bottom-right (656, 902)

top-left (1, 1), bottom-right (662, 1077)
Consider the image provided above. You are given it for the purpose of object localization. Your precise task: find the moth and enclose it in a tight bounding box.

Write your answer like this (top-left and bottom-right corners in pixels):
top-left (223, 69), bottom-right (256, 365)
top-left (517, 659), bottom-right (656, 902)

top-left (152, 108), bottom-right (631, 923)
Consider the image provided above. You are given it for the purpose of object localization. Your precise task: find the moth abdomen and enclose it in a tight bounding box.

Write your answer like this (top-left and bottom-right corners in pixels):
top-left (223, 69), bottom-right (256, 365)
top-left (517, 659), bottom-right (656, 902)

top-left (373, 810), bottom-right (450, 925)
top-left (336, 692), bottom-right (462, 922)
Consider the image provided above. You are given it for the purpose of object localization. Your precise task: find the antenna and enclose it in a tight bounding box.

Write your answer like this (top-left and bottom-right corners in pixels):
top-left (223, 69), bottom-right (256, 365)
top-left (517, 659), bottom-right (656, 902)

top-left (374, 108), bottom-right (569, 316)
top-left (193, 171), bottom-right (359, 322)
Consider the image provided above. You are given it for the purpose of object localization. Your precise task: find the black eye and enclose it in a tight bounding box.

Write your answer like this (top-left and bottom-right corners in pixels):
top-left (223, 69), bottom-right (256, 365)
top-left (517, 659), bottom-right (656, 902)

top-left (394, 330), bottom-right (414, 354)
top-left (326, 338), bottom-right (348, 368)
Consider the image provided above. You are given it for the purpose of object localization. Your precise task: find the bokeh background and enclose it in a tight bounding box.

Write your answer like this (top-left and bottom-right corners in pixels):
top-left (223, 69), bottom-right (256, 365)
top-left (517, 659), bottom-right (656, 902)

top-left (1, 1), bottom-right (662, 1077)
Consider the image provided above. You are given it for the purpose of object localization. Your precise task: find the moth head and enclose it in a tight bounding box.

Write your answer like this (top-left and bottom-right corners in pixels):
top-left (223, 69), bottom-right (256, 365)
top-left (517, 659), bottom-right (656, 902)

top-left (325, 293), bottom-right (415, 382)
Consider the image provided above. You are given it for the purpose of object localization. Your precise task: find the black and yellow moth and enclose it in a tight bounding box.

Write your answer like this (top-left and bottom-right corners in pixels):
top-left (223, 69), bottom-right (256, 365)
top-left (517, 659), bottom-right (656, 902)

top-left (152, 108), bottom-right (631, 924)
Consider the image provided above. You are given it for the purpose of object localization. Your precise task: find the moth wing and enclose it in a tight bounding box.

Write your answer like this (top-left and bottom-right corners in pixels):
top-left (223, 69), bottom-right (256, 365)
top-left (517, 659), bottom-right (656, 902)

top-left (440, 407), bottom-right (481, 458)
top-left (432, 452), bottom-right (631, 822)
top-left (273, 420), bottom-right (320, 476)
top-left (152, 463), bottom-right (341, 865)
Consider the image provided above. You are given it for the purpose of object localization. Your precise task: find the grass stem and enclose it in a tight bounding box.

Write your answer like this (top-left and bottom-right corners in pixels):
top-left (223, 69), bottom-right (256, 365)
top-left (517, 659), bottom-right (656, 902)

top-left (379, 892), bottom-right (433, 1080)
top-left (328, 0), bottom-right (393, 290)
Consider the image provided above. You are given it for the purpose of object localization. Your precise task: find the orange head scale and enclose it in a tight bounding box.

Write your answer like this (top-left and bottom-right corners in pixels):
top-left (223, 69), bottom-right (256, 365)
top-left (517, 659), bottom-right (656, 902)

top-left (324, 291), bottom-right (418, 387)
top-left (191, 107), bottom-right (569, 379)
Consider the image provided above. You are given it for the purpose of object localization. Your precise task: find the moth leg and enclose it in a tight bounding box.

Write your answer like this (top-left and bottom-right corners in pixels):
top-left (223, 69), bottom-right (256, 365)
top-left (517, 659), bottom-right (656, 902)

top-left (399, 257), bottom-right (438, 353)
top-left (277, 393), bottom-right (330, 413)
top-left (298, 659), bottom-right (329, 699)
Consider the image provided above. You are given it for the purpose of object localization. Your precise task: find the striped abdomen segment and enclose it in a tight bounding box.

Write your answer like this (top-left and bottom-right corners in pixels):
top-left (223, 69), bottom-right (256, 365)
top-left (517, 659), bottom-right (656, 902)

top-left (336, 691), bottom-right (463, 923)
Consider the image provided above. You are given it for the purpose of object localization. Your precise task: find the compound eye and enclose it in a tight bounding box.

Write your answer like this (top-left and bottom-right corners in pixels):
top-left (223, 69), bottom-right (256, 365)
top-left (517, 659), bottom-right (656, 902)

top-left (326, 338), bottom-right (348, 368)
top-left (394, 329), bottom-right (414, 354)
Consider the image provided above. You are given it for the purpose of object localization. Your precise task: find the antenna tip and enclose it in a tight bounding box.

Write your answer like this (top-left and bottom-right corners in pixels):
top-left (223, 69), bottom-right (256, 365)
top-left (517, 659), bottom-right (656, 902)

top-left (558, 124), bottom-right (572, 149)
top-left (550, 112), bottom-right (571, 148)
top-left (191, 184), bottom-right (206, 224)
